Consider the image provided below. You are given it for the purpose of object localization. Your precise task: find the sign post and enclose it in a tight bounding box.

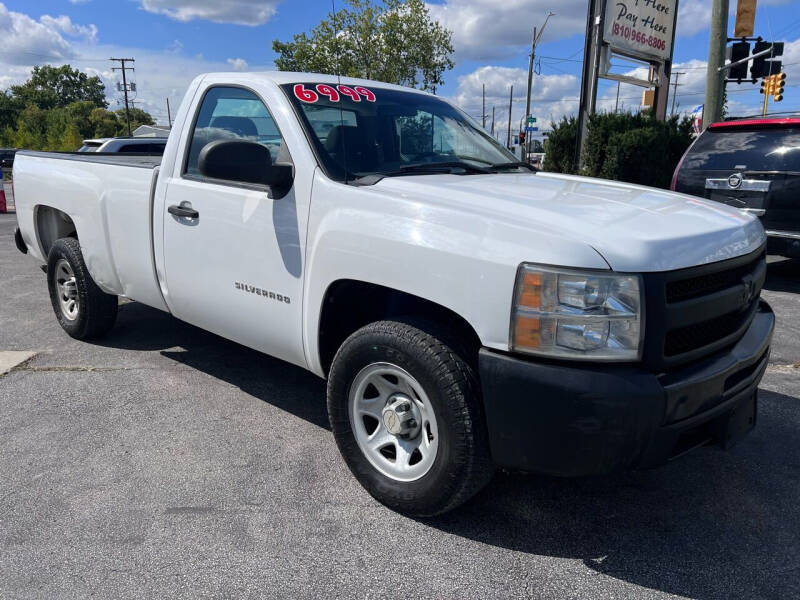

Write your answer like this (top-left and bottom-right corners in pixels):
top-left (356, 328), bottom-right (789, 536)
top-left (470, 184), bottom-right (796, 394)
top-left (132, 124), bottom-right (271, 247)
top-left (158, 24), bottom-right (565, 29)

top-left (576, 0), bottom-right (679, 168)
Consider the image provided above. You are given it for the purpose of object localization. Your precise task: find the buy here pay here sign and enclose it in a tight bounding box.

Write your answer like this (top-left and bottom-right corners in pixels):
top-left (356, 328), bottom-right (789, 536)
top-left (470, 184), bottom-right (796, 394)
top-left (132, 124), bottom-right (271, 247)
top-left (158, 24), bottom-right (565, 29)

top-left (603, 0), bottom-right (677, 62)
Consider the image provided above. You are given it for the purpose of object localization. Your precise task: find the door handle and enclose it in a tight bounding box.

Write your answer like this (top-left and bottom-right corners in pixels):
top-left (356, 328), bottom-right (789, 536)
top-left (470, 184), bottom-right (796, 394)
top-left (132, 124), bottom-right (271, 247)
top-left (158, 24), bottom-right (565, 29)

top-left (168, 203), bottom-right (199, 219)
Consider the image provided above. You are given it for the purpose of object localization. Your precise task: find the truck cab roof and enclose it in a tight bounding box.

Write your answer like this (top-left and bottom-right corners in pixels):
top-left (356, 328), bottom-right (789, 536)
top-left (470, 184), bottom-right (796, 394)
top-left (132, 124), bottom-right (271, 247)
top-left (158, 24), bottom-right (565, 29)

top-left (195, 71), bottom-right (433, 96)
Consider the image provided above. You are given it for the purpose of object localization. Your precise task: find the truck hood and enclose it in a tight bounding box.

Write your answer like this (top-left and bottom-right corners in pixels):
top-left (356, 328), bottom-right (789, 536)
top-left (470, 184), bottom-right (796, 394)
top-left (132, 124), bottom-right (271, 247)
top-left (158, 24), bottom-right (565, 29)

top-left (373, 171), bottom-right (766, 272)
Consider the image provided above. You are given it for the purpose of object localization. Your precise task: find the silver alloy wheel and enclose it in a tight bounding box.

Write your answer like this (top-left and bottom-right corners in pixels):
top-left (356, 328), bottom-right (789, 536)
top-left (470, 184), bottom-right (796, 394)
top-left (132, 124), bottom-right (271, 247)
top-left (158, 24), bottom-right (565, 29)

top-left (54, 258), bottom-right (80, 321)
top-left (349, 362), bottom-right (439, 482)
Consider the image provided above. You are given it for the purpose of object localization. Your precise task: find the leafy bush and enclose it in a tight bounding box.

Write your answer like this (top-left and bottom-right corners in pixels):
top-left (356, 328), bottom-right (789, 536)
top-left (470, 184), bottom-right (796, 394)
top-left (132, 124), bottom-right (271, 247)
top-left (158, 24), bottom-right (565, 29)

top-left (543, 111), bottom-right (693, 190)
top-left (542, 116), bottom-right (577, 174)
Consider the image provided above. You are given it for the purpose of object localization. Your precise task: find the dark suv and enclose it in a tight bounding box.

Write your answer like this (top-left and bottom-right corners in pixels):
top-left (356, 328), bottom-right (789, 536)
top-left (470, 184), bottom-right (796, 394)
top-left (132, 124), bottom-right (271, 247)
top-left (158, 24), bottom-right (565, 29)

top-left (0, 148), bottom-right (16, 169)
top-left (672, 117), bottom-right (800, 258)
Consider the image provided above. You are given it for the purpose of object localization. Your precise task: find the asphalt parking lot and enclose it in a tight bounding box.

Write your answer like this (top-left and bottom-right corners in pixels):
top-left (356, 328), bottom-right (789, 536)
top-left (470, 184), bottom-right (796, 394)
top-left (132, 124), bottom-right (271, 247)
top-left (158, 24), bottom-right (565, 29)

top-left (1, 212), bottom-right (799, 599)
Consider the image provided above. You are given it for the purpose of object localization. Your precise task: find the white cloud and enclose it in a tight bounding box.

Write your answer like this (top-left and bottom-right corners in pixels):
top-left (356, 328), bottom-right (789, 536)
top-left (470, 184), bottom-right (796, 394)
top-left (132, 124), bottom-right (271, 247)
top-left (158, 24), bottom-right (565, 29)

top-left (427, 0), bottom-right (587, 61)
top-left (40, 14), bottom-right (98, 43)
top-left (138, 0), bottom-right (281, 26)
top-left (446, 65), bottom-right (580, 141)
top-left (227, 57), bottom-right (249, 71)
top-left (0, 3), bottom-right (83, 65)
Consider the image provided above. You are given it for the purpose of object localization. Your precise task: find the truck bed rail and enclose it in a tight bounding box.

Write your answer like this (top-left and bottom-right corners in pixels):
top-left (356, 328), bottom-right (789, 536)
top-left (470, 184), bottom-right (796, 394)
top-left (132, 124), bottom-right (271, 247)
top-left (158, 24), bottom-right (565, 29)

top-left (16, 150), bottom-right (162, 170)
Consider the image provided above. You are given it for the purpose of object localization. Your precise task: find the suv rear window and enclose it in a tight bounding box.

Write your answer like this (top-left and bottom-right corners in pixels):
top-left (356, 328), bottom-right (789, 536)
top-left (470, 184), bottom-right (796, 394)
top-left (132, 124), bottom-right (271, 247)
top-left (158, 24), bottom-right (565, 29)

top-left (684, 127), bottom-right (800, 171)
top-left (117, 142), bottom-right (166, 154)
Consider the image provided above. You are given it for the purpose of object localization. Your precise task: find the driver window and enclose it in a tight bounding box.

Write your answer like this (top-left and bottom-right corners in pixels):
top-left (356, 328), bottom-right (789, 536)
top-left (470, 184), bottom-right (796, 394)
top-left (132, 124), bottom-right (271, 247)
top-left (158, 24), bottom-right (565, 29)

top-left (185, 86), bottom-right (284, 176)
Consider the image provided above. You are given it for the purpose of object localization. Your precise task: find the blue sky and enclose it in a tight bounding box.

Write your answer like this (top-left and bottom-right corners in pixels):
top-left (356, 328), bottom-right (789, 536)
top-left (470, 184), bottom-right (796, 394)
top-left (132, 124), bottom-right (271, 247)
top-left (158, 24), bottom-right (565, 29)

top-left (1, 0), bottom-right (798, 132)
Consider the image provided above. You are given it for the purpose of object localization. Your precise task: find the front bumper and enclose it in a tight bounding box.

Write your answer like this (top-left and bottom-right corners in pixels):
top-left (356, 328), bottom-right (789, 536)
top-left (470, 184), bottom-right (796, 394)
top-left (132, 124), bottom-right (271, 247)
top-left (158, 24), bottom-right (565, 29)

top-left (479, 300), bottom-right (774, 476)
top-left (766, 230), bottom-right (800, 258)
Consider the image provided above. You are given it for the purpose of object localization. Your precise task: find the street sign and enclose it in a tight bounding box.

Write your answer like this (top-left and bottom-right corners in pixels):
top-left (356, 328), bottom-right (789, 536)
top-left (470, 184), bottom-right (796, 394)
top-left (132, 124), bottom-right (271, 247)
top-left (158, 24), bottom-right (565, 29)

top-left (526, 116), bottom-right (537, 124)
top-left (525, 126), bottom-right (538, 132)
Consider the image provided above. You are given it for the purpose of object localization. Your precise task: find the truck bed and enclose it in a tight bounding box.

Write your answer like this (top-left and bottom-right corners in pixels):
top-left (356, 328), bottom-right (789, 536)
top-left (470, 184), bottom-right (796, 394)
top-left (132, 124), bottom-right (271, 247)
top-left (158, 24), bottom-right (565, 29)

top-left (13, 149), bottom-right (167, 313)
top-left (18, 150), bottom-right (162, 169)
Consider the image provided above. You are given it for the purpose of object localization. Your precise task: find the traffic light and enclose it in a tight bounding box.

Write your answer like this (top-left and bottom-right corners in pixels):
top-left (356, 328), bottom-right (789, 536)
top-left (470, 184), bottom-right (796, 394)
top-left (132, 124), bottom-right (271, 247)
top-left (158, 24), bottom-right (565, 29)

top-left (772, 72), bottom-right (786, 101)
top-left (761, 72), bottom-right (788, 104)
top-left (519, 131), bottom-right (526, 144)
top-left (728, 41), bottom-right (751, 80)
top-left (751, 41), bottom-right (784, 78)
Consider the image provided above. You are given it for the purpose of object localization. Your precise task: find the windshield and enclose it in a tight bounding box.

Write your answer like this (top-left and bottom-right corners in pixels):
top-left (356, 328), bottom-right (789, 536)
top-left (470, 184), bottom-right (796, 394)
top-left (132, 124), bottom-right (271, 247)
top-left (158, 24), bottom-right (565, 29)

top-left (282, 83), bottom-right (523, 182)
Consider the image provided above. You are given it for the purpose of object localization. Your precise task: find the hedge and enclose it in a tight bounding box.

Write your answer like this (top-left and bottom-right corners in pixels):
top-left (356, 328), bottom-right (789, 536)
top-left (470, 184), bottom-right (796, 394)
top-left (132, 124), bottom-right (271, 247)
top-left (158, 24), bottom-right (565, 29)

top-left (543, 111), bottom-right (694, 190)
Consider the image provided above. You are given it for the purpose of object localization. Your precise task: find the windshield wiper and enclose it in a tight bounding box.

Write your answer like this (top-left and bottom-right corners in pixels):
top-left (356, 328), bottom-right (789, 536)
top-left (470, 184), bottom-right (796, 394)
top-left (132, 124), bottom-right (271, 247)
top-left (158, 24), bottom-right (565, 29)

top-left (395, 161), bottom-right (492, 175)
top-left (490, 161), bottom-right (538, 172)
top-left (349, 161), bottom-right (492, 186)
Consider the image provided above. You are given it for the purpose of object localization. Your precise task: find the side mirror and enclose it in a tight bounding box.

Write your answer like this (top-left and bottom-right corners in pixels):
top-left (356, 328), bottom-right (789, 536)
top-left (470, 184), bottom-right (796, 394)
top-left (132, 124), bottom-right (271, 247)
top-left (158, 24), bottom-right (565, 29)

top-left (198, 139), bottom-right (293, 193)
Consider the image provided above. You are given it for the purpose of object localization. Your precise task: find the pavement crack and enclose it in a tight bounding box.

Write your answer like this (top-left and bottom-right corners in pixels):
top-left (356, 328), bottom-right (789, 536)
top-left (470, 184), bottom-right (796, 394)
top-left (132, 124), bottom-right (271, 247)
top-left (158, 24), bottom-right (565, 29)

top-left (14, 365), bottom-right (144, 373)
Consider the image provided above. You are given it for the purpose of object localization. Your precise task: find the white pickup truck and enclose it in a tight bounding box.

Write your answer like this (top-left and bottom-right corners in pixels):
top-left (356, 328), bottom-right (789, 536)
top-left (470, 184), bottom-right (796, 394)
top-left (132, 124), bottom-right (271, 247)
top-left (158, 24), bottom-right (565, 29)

top-left (13, 72), bottom-right (774, 515)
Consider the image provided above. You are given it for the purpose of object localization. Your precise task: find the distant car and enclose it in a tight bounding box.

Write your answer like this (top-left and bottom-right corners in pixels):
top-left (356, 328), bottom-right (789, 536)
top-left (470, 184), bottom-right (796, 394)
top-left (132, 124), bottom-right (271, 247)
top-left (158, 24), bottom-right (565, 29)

top-left (78, 139), bottom-right (110, 152)
top-left (78, 137), bottom-right (168, 155)
top-left (0, 148), bottom-right (17, 168)
top-left (672, 117), bottom-right (800, 258)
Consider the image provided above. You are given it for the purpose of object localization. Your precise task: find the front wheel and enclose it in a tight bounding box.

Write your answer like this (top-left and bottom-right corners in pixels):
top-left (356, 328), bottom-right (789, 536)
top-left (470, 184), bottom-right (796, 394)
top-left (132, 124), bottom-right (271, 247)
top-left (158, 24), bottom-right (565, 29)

top-left (47, 237), bottom-right (118, 339)
top-left (327, 320), bottom-right (494, 516)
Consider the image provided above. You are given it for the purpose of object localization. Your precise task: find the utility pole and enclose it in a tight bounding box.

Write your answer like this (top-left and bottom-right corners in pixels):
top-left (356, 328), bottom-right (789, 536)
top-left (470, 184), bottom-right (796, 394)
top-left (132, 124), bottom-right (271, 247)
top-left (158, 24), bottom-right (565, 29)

top-left (614, 81), bottom-right (621, 113)
top-left (525, 12), bottom-right (555, 124)
top-left (506, 85), bottom-right (513, 149)
top-left (491, 106), bottom-right (495, 135)
top-left (670, 71), bottom-right (686, 116)
top-left (525, 27), bottom-right (537, 124)
top-left (110, 57), bottom-right (135, 136)
top-left (703, 0), bottom-right (729, 129)
top-left (166, 98), bottom-right (172, 127)
top-left (482, 84), bottom-right (486, 129)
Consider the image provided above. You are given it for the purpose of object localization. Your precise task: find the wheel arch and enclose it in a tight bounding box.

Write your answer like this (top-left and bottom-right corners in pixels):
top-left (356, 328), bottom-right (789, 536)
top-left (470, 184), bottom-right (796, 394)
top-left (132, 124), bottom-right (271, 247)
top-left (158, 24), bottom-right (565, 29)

top-left (317, 279), bottom-right (482, 376)
top-left (35, 205), bottom-right (77, 258)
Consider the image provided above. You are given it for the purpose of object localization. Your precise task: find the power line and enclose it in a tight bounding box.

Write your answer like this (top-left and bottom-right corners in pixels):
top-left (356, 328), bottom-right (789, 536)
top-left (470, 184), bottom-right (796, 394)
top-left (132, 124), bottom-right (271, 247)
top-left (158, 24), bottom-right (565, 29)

top-left (11, 50), bottom-right (110, 63)
top-left (538, 55), bottom-right (583, 63)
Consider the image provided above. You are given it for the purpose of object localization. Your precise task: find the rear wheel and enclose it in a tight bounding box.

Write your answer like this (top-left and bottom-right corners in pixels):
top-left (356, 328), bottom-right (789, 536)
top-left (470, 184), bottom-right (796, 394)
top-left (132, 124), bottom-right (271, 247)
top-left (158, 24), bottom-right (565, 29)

top-left (47, 237), bottom-right (118, 339)
top-left (327, 320), bottom-right (494, 516)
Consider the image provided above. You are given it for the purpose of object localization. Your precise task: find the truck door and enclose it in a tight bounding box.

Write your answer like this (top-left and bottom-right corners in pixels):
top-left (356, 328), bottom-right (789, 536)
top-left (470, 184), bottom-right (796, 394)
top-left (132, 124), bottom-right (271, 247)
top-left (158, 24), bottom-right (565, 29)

top-left (161, 85), bottom-right (306, 367)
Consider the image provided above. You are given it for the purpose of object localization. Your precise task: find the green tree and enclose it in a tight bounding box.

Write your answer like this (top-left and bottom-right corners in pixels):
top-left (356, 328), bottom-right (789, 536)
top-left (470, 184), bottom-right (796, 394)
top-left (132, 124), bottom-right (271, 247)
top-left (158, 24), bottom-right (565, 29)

top-left (272, 0), bottom-right (454, 92)
top-left (14, 105), bottom-right (48, 150)
top-left (0, 91), bottom-right (23, 133)
top-left (114, 107), bottom-right (155, 135)
top-left (65, 101), bottom-right (97, 138)
top-left (90, 108), bottom-right (119, 138)
top-left (10, 64), bottom-right (107, 110)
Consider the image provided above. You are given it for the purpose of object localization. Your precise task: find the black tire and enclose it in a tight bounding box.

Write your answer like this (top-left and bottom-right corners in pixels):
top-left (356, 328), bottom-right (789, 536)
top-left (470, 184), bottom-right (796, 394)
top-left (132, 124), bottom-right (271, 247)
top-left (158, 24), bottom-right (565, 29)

top-left (47, 237), bottom-right (118, 340)
top-left (327, 320), bottom-right (494, 516)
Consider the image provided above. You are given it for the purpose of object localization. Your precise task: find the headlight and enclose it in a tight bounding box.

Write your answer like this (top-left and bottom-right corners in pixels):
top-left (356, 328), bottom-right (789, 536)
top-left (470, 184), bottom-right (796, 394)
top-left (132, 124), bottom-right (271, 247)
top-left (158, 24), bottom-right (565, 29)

top-left (510, 264), bottom-right (643, 361)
